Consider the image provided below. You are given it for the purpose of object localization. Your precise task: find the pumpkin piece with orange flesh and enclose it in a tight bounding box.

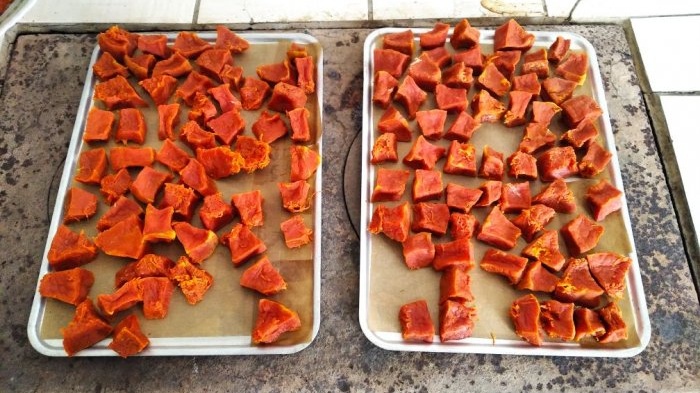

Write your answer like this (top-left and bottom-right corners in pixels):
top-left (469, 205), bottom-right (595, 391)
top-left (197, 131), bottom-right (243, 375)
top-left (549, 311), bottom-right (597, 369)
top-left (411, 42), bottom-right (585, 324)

top-left (221, 223), bottom-right (267, 266)
top-left (433, 237), bottom-right (474, 271)
top-left (129, 166), bottom-right (171, 204)
top-left (139, 276), bottom-right (174, 320)
top-left (108, 314), bottom-right (150, 357)
top-left (538, 146), bottom-right (578, 182)
top-left (124, 53), bottom-right (155, 80)
top-left (395, 76), bottom-right (427, 119)
top-left (504, 90), bottom-right (533, 127)
top-left (573, 307), bottom-right (605, 340)
top-left (512, 72), bottom-right (541, 96)
top-left (39, 268), bottom-right (95, 305)
top-left (169, 256), bottom-right (214, 305)
top-left (518, 122), bottom-right (556, 155)
top-left (95, 215), bottom-right (147, 259)
top-left (561, 214), bottom-right (604, 256)
top-left (597, 302), bottom-right (627, 343)
top-left (445, 183), bottom-right (482, 213)
top-left (408, 57), bottom-right (442, 92)
top-left (268, 82), bottom-right (307, 113)
top-left (399, 300), bottom-right (435, 343)
top-left (280, 215), bottom-right (313, 249)
top-left (115, 108), bottom-right (147, 144)
top-left (206, 109), bottom-right (246, 146)
top-left (252, 110), bottom-right (289, 144)
top-left (187, 92), bottom-right (218, 124)
top-left (383, 30), bottom-right (414, 56)
top-left (252, 299), bottom-right (302, 344)
top-left (373, 71), bottom-right (399, 109)
top-left (61, 299), bottom-right (113, 356)
top-left (157, 103), bottom-right (180, 141)
top-left (142, 204), bottom-right (176, 243)
top-left (196, 146), bottom-right (244, 180)
top-left (510, 294), bottom-right (542, 346)
top-left (540, 300), bottom-right (576, 341)
top-left (373, 49), bottom-right (410, 79)
top-left (472, 90), bottom-right (506, 123)
top-left (97, 25), bottom-right (138, 61)
top-left (295, 55), bottom-right (316, 94)
top-left (480, 248), bottom-right (528, 285)
top-left (531, 101), bottom-right (561, 126)
top-left (176, 71), bottom-right (215, 106)
top-left (75, 148), bottom-right (107, 185)
top-left (371, 168), bottom-right (410, 202)
top-left (371, 132), bottom-right (398, 164)
top-left (521, 229), bottom-right (564, 271)
top-left (435, 84), bottom-right (468, 113)
top-left (453, 44), bottom-right (484, 75)
top-left (401, 232), bottom-right (435, 270)
top-left (63, 187), bottom-right (98, 223)
top-left (403, 136), bottom-right (446, 171)
top-left (542, 77), bottom-right (577, 105)
top-left (533, 179), bottom-right (576, 214)
top-left (507, 150), bottom-right (538, 180)
top-left (586, 180), bottom-right (622, 221)
top-left (439, 299), bottom-right (477, 342)
top-left (412, 169), bottom-right (442, 203)
top-left (513, 200), bottom-right (557, 241)
top-left (138, 34), bottom-right (169, 58)
top-left (555, 52), bottom-right (588, 85)
top-left (94, 75), bottom-right (147, 110)
top-left (198, 193), bottom-right (234, 232)
top-left (449, 212), bottom-right (479, 240)
top-left (83, 108), bottom-right (115, 143)
top-left (179, 158), bottom-right (218, 196)
top-left (415, 109), bottom-right (446, 140)
top-left (450, 19), bottom-right (479, 49)
top-left (288, 107), bottom-right (312, 143)
top-left (240, 256), bottom-right (287, 295)
top-left (173, 222), bottom-right (218, 264)
top-left (159, 183), bottom-right (199, 221)
top-left (97, 195), bottom-right (143, 231)
top-left (423, 47), bottom-right (452, 68)
top-left (155, 138), bottom-right (190, 172)
top-left (586, 252), bottom-right (631, 298)
top-left (377, 105), bottom-right (412, 142)
top-left (411, 203), bottom-right (450, 235)
top-left (486, 50), bottom-right (521, 79)
top-left (442, 63), bottom-right (473, 90)
top-left (561, 95), bottom-right (602, 128)
top-left (368, 202), bottom-right (411, 243)
top-left (478, 145), bottom-right (504, 180)
top-left (516, 261), bottom-right (559, 293)
top-left (196, 49), bottom-right (233, 81)
top-left (208, 84), bottom-right (242, 114)
top-left (494, 19), bottom-right (534, 51)
top-left (115, 254), bottom-right (174, 288)
top-left (440, 266), bottom-right (473, 304)
top-left (235, 135), bottom-right (272, 173)
top-left (215, 25), bottom-right (250, 54)
top-left (220, 64), bottom-right (244, 91)
top-left (548, 36), bottom-right (570, 64)
top-left (231, 190), bottom-right (264, 227)
top-left (499, 181), bottom-right (531, 213)
top-left (477, 63), bottom-right (511, 98)
top-left (421, 22), bottom-right (450, 49)
top-left (109, 146), bottom-right (155, 171)
top-left (477, 206), bottom-right (521, 250)
top-left (173, 31), bottom-right (212, 58)
top-left (256, 60), bottom-right (295, 86)
top-left (444, 111), bottom-right (480, 142)
top-left (475, 180), bottom-right (502, 207)
top-left (93, 52), bottom-right (129, 81)
top-left (579, 141), bottom-right (612, 178)
top-left (443, 140), bottom-right (477, 176)
top-left (561, 118), bottom-right (598, 150)
top-left (289, 144), bottom-right (320, 181)
top-left (152, 52), bottom-right (193, 78)
top-left (554, 257), bottom-right (605, 307)
top-left (97, 278), bottom-right (143, 317)
top-left (522, 48), bottom-right (549, 78)
top-left (278, 180), bottom-right (312, 213)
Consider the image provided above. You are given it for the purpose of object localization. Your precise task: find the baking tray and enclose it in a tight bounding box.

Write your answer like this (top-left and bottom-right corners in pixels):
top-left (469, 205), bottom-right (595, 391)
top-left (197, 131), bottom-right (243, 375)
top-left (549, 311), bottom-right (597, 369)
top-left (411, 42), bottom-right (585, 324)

top-left (359, 27), bottom-right (651, 356)
top-left (28, 31), bottom-right (323, 356)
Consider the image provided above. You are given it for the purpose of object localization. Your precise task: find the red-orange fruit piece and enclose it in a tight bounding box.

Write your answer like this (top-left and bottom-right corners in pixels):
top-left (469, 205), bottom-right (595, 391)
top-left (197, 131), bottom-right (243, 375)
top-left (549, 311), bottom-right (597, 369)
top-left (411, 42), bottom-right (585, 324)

top-left (295, 55), bottom-right (316, 94)
top-left (129, 166), bottom-right (171, 204)
top-left (377, 105), bottom-right (412, 142)
top-left (289, 144), bottom-right (320, 181)
top-left (180, 120), bottom-right (217, 150)
top-left (39, 268), bottom-right (95, 305)
top-left (373, 70), bottom-right (399, 109)
top-left (152, 52), bottom-right (193, 78)
top-left (533, 179), bottom-right (576, 213)
top-left (561, 95), bottom-right (602, 128)
top-left (221, 223), bottom-right (267, 266)
top-left (518, 122), bottom-right (556, 154)
top-left (522, 48), bottom-right (549, 78)
top-left (241, 77), bottom-right (272, 111)
top-left (421, 22), bottom-right (450, 49)
top-left (179, 158), bottom-right (218, 197)
top-left (288, 107), bottom-right (312, 143)
top-left (373, 48), bottom-right (410, 79)
top-left (444, 111), bottom-right (480, 142)
top-left (97, 25), bottom-right (138, 61)
top-left (477, 206), bottom-right (521, 250)
top-left (140, 276), bottom-right (174, 319)
top-left (504, 90), bottom-right (533, 127)
top-left (555, 52), bottom-right (588, 85)
top-left (252, 299), bottom-right (301, 344)
top-left (155, 138), bottom-right (190, 172)
top-left (507, 150), bottom-right (538, 180)
top-left (367, 202), bottom-right (411, 243)
top-left (512, 203), bottom-right (557, 243)
top-left (439, 299), bottom-right (477, 342)
top-left (412, 169), bottom-right (443, 203)
top-left (531, 101), bottom-right (561, 126)
top-left (486, 50), bottom-right (521, 79)
top-left (173, 31), bottom-right (212, 58)
top-left (538, 146), bottom-right (578, 182)
top-left (403, 135), bottom-right (446, 171)
top-left (197, 49), bottom-right (233, 81)
top-left (450, 18), bottom-right (479, 49)
top-left (500, 181), bottom-right (531, 213)
top-left (561, 214), bottom-right (604, 256)
top-left (415, 109), bottom-right (446, 140)
top-left (471, 90), bottom-right (506, 123)
top-left (176, 71), bottom-right (215, 106)
top-left (169, 255), bottom-right (214, 304)
top-left (209, 83), bottom-right (242, 114)
top-left (115, 108), bottom-right (147, 144)
top-left (231, 189), bottom-right (264, 227)
top-left (434, 84), bottom-right (468, 113)
top-left (124, 53), bottom-right (155, 80)
top-left (94, 75), bottom-right (147, 110)
top-left (240, 256), bottom-right (288, 295)
top-left (231, 135), bottom-right (270, 174)
top-left (587, 252), bottom-right (631, 298)
top-left (541, 77), bottom-right (577, 105)
top-left (280, 215), bottom-right (313, 248)
top-left (93, 52), bottom-right (129, 81)
top-left (97, 195), bottom-right (143, 231)
top-left (548, 36), bottom-right (570, 64)
top-left (115, 254), bottom-right (174, 288)
top-left (439, 266), bottom-right (473, 304)
top-left (512, 72), bottom-right (541, 96)
top-left (441, 62), bottom-right (473, 90)
top-left (268, 82), bottom-right (307, 113)
top-left (371, 132), bottom-right (398, 164)
top-left (138, 34), bottom-right (169, 58)
top-left (159, 183), bottom-right (199, 222)
top-left (516, 261), bottom-right (559, 293)
top-left (521, 229), bottom-right (564, 270)
top-left (215, 25), bottom-right (250, 54)
top-left (453, 44), bottom-right (484, 75)
top-left (173, 221), bottom-right (218, 264)
top-left (252, 110), bottom-right (289, 144)
top-left (579, 141), bottom-right (612, 178)
top-left (597, 302), bottom-right (627, 343)
top-left (412, 203), bottom-right (450, 235)
top-left (64, 187), bottom-right (98, 223)
top-left (554, 257), bottom-right (605, 307)
top-left (187, 92), bottom-right (218, 124)
top-left (383, 30), bottom-right (414, 55)
top-left (402, 232), bottom-right (435, 270)
top-left (95, 215), bottom-right (147, 259)
top-left (399, 300), bottom-right (435, 343)
top-left (109, 146), bottom-right (155, 171)
top-left (109, 314), bottom-right (150, 357)
top-left (443, 140), bottom-right (477, 176)
top-left (494, 19), bottom-right (534, 51)
top-left (278, 180), bottom-right (312, 213)
top-left (408, 57), bottom-right (442, 92)
top-left (61, 299), bottom-right (113, 356)
top-left (142, 204), bottom-right (176, 243)
top-left (478, 145), bottom-right (504, 180)
top-left (433, 237), bottom-right (474, 271)
top-left (450, 212), bottom-right (479, 240)
top-left (206, 109), bottom-right (246, 145)
top-left (196, 146), bottom-right (244, 179)
top-left (256, 60), bottom-right (294, 86)
top-left (561, 118), bottom-right (598, 149)
top-left (445, 183), bottom-right (482, 213)
top-left (423, 47), bottom-right (452, 68)
top-left (395, 76), bottom-right (427, 119)
top-left (480, 248), bottom-right (528, 284)
top-left (199, 192), bottom-right (234, 231)
top-left (475, 180), bottom-right (502, 207)
top-left (586, 180), bottom-right (622, 221)
top-left (540, 300), bottom-right (575, 341)
top-left (477, 63), bottom-right (511, 98)
top-left (371, 168), bottom-right (410, 202)
top-left (157, 103), bottom-right (180, 141)
top-left (75, 148), bottom-right (107, 185)
top-left (83, 108), bottom-right (115, 143)
top-left (573, 307), bottom-right (605, 341)
top-left (510, 294), bottom-right (542, 346)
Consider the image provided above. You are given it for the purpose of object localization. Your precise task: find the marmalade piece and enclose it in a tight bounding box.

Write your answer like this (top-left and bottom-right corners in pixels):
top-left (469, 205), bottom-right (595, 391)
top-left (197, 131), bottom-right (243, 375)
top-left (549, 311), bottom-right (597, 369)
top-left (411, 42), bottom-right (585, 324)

top-left (510, 294), bottom-right (542, 346)
top-left (173, 221), bottom-right (219, 264)
top-left (439, 299), bottom-right (477, 342)
top-left (586, 180), bottom-right (622, 221)
top-left (280, 215), bottom-right (313, 248)
top-left (399, 300), bottom-right (435, 343)
top-left (367, 202), bottom-right (411, 243)
top-left (48, 225), bottom-right (98, 271)
top-left (480, 248), bottom-right (528, 285)
top-left (371, 168), bottom-right (410, 202)
top-left (252, 299), bottom-right (302, 344)
top-left (63, 187), bottom-right (98, 223)
top-left (108, 314), bottom-right (150, 358)
top-left (554, 257), bottom-right (605, 308)
top-left (39, 268), bottom-right (95, 306)
top-left (477, 206), bottom-right (521, 250)
top-left (540, 300), bottom-right (576, 341)
top-left (61, 299), bottom-right (113, 356)
top-left (402, 232), bottom-right (435, 270)
top-left (221, 224), bottom-right (267, 266)
top-left (520, 229), bottom-right (565, 271)
top-left (239, 255), bottom-right (287, 296)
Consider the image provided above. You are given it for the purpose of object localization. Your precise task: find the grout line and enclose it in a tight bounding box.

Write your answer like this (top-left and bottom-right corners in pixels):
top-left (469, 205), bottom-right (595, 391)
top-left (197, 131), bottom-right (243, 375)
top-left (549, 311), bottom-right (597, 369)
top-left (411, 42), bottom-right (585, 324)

top-left (541, 0), bottom-right (548, 17)
top-left (566, 0), bottom-right (583, 22)
top-left (192, 0), bottom-right (202, 24)
top-left (653, 91), bottom-right (700, 96)
top-left (367, 0), bottom-right (373, 21)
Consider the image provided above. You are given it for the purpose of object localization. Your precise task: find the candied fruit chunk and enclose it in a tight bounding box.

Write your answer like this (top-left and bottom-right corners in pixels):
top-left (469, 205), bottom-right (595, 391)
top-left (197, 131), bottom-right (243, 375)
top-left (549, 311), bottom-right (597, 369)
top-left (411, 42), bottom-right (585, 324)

top-left (278, 180), bottom-right (312, 213)
top-left (538, 146), bottom-right (578, 182)
top-left (416, 109), bottom-right (447, 140)
top-left (423, 46), bottom-right (452, 68)
top-left (94, 75), bottom-right (147, 110)
top-left (236, 136), bottom-right (273, 174)
top-left (240, 256), bottom-right (287, 295)
top-left (433, 237), bottom-right (474, 271)
top-left (516, 261), bottom-right (559, 293)
top-left (63, 187), bottom-right (98, 224)
top-left (510, 204), bottom-right (556, 243)
top-left (109, 314), bottom-right (150, 357)
top-left (75, 148), bottom-right (108, 185)
top-left (173, 222), bottom-right (218, 264)
top-left (142, 204), bottom-right (176, 243)
top-left (39, 268), bottom-right (95, 306)
top-left (587, 252), bottom-right (631, 298)
top-left (169, 256), bottom-right (213, 305)
top-left (199, 192), bottom-right (234, 231)
top-left (371, 132), bottom-right (399, 164)
top-left (579, 141), bottom-right (612, 179)
top-left (221, 224), bottom-right (267, 266)
top-left (268, 82), bottom-right (307, 113)
top-left (97, 168), bottom-right (130, 204)
top-left (368, 202), bottom-right (411, 243)
top-left (494, 19), bottom-right (534, 51)
top-left (450, 19), bottom-right (479, 49)
top-left (421, 22), bottom-right (450, 50)
top-left (445, 183), bottom-right (482, 213)
top-left (280, 215), bottom-right (313, 248)
top-left (510, 294), bottom-right (541, 346)
top-left (573, 307), bottom-right (605, 341)
top-left (61, 299), bottom-right (112, 356)
top-left (554, 257), bottom-right (605, 307)
top-left (402, 232), bottom-right (435, 270)
top-left (561, 214), bottom-right (604, 256)
top-left (480, 248), bottom-right (528, 284)
top-left (439, 266), bottom-right (473, 304)
top-left (395, 76), bottom-right (428, 119)
top-left (597, 302), bottom-right (627, 343)
top-left (439, 299), bottom-right (476, 342)
top-left (477, 206), bottom-right (521, 250)
top-left (540, 300), bottom-right (575, 341)
top-left (383, 30), bottom-right (414, 56)
top-left (252, 299), bottom-right (301, 344)
top-left (48, 225), bottom-right (98, 271)
top-left (115, 254), bottom-right (174, 288)
top-left (373, 48), bottom-right (410, 79)
top-left (521, 228), bottom-right (564, 271)
top-left (403, 136), bottom-right (446, 171)
top-left (95, 215), bottom-right (147, 259)
top-left (399, 300), bottom-right (435, 343)
top-left (371, 168), bottom-right (410, 202)
top-left (586, 180), bottom-right (622, 221)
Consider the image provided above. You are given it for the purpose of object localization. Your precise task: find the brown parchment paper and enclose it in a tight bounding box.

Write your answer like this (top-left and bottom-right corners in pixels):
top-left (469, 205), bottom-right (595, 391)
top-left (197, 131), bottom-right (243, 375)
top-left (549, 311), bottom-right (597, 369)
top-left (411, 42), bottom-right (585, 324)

top-left (39, 33), bottom-right (321, 348)
top-left (365, 30), bottom-right (640, 350)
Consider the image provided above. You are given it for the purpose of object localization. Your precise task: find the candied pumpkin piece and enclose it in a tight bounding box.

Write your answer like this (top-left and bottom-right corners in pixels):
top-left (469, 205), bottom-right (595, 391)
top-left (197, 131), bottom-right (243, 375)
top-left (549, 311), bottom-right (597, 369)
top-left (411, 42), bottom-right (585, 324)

top-left (403, 135), bottom-right (446, 170)
top-left (561, 118), bottom-right (598, 150)
top-left (278, 180), bottom-right (312, 213)
top-left (399, 300), bottom-right (435, 343)
top-left (518, 122), bottom-right (556, 155)
top-left (516, 261), bottom-right (559, 293)
top-left (93, 52), bottom-right (129, 81)
top-left (157, 103), bottom-right (180, 141)
top-left (440, 266), bottom-right (473, 304)
top-left (433, 237), bottom-right (474, 271)
top-left (373, 70), bottom-right (399, 108)
top-left (155, 138), bottom-right (190, 172)
top-left (548, 36), bottom-right (570, 64)
top-left (472, 89), bottom-right (506, 123)
top-left (522, 48), bottom-right (549, 78)
top-left (408, 57), bottom-right (442, 92)
top-left (587, 252), bottom-right (631, 298)
top-left (97, 25), bottom-right (137, 61)
top-left (198, 193), bottom-right (234, 232)
top-left (377, 105), bottom-right (412, 142)
top-left (39, 268), bottom-right (94, 306)
top-left (383, 29), bottom-right (414, 56)
top-left (142, 204), bottom-right (176, 243)
top-left (64, 187), bottom-right (98, 223)
top-left (130, 166), bottom-right (171, 204)
top-left (494, 19), bottom-right (534, 51)
top-left (450, 19), bottom-right (479, 49)
top-left (371, 168), bottom-right (410, 202)
top-left (395, 76), bottom-right (428, 119)
top-left (179, 158), bottom-right (218, 196)
top-left (240, 255), bottom-right (287, 295)
top-left (140, 277), bottom-right (175, 320)
top-left (486, 50), bottom-right (521, 79)
top-left (373, 48), bottom-right (410, 78)
top-left (500, 181), bottom-right (531, 213)
top-left (531, 101), bottom-right (561, 126)
top-left (421, 22), bottom-right (450, 49)
top-left (124, 53), bottom-right (155, 80)
top-left (152, 52), bottom-right (192, 78)
top-left (252, 110), bottom-right (289, 143)
top-left (556, 52), bottom-right (588, 85)
top-left (415, 109), bottom-right (446, 140)
top-left (83, 108), bottom-right (115, 143)
top-left (412, 202), bottom-right (450, 235)
top-left (138, 34), bottom-right (169, 58)
top-left (475, 180), bottom-right (502, 207)
top-left (268, 82), bottom-right (307, 113)
top-left (445, 183), bottom-right (482, 213)
top-left (439, 299), bottom-right (477, 342)
top-left (197, 49), bottom-right (234, 80)
top-left (504, 90), bottom-right (533, 127)
top-left (94, 75), bottom-right (147, 110)
top-left (573, 307), bottom-right (605, 341)
top-left (579, 141), bottom-right (612, 178)
top-left (231, 190), bottom-right (264, 227)
top-left (220, 64), bottom-right (244, 90)
top-left (215, 25), bottom-right (250, 54)
top-left (449, 212), bottom-right (479, 240)
top-left (507, 150), bottom-right (538, 180)
top-left (280, 215), bottom-right (313, 248)
top-left (597, 302), bottom-right (627, 343)
top-left (561, 214), bottom-right (604, 256)
top-left (257, 60), bottom-right (294, 86)
top-left (115, 254), bottom-right (174, 288)
top-left (477, 63), bottom-right (511, 98)
top-left (371, 132), bottom-right (399, 164)
top-left (512, 72), bottom-right (541, 96)
top-left (512, 200), bottom-right (556, 240)
top-left (540, 300), bottom-right (576, 341)
top-left (586, 180), bottom-right (622, 221)
top-left (435, 84), bottom-right (468, 113)
top-left (173, 221), bottom-right (218, 264)
top-left (61, 299), bottom-right (113, 356)
top-left (289, 144), bottom-right (320, 181)
top-left (295, 55), bottom-right (316, 94)
top-left (554, 257), bottom-right (605, 307)
top-left (402, 232), bottom-right (435, 270)
top-left (209, 84), bottom-right (242, 114)
top-left (97, 278), bottom-right (143, 316)
top-left (169, 256), bottom-right (214, 304)
top-left (252, 299), bottom-right (301, 344)
top-left (236, 135), bottom-right (272, 174)
top-left (367, 202), bottom-right (411, 243)
top-left (76, 148), bottom-right (107, 185)
top-left (423, 46), bottom-right (452, 68)
top-left (538, 146), bottom-right (578, 182)
top-left (196, 146), bottom-right (244, 179)
top-left (109, 314), bottom-right (150, 357)
top-left (453, 44), bottom-right (484, 75)
top-left (115, 108), bottom-right (147, 144)
top-left (159, 183), bottom-right (199, 221)
top-left (240, 77), bottom-right (272, 111)
top-left (542, 77), bottom-right (577, 106)
top-left (288, 107), bottom-right (312, 143)
top-left (97, 195), bottom-right (143, 231)
top-left (480, 248), bottom-right (528, 284)
top-left (221, 224), bottom-right (267, 266)
top-left (442, 63), bottom-right (473, 91)
top-left (173, 31), bottom-right (212, 58)
top-left (206, 109), bottom-right (246, 146)
top-left (478, 145), bottom-right (504, 180)
top-left (521, 229), bottom-right (564, 271)
top-left (444, 111), bottom-right (480, 142)
top-left (95, 215), bottom-right (147, 259)
top-left (510, 294), bottom-right (542, 346)
top-left (176, 71), bottom-right (215, 106)
top-left (443, 140), bottom-right (477, 176)
top-left (187, 92), bottom-right (218, 124)
top-left (533, 179), bottom-right (576, 213)
top-left (477, 206), bottom-right (521, 250)
top-left (561, 95), bottom-right (602, 128)
top-left (412, 169), bottom-right (443, 203)
top-left (109, 146), bottom-right (155, 171)
top-left (48, 226), bottom-right (98, 271)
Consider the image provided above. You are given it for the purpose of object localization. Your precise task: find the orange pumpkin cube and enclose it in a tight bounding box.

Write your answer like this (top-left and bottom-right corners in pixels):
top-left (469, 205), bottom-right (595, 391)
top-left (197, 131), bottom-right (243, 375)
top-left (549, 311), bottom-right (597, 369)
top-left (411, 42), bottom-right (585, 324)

top-left (561, 95), bottom-right (602, 128)
top-left (280, 215), bottom-right (313, 248)
top-left (206, 109), bottom-right (246, 146)
top-left (115, 108), bottom-right (147, 144)
top-left (370, 132), bottom-right (399, 164)
top-left (288, 107), bottom-right (312, 143)
top-left (176, 71), bottom-right (215, 106)
top-left (510, 294), bottom-right (541, 346)
top-left (597, 302), bottom-right (627, 343)
top-left (215, 25), bottom-right (250, 54)
top-left (395, 75), bottom-right (427, 119)
top-left (494, 19), bottom-right (534, 51)
top-left (433, 237), bottom-right (474, 271)
top-left (579, 141), bottom-right (612, 178)
top-left (471, 90), bottom-right (506, 123)
top-left (180, 120), bottom-right (217, 151)
top-left (295, 55), bottom-right (316, 94)
top-left (152, 52), bottom-right (193, 78)
top-left (290, 144), bottom-right (320, 181)
top-left (520, 229), bottom-right (564, 271)
top-left (115, 254), bottom-right (174, 288)
top-left (561, 214), bottom-right (604, 256)
top-left (368, 202), bottom-right (411, 243)
top-left (97, 278), bottom-right (143, 316)
top-left (124, 53), bottom-right (155, 80)
top-left (555, 52), bottom-right (588, 85)
top-left (383, 30), bottom-right (414, 56)
top-left (97, 195), bottom-right (143, 231)
top-left (109, 146), bottom-right (155, 171)
top-left (197, 49), bottom-right (234, 80)
top-left (412, 169), bottom-right (443, 203)
top-left (169, 256), bottom-right (214, 304)
top-left (478, 145), bottom-right (504, 180)
top-left (372, 70), bottom-right (399, 108)
top-left (94, 75), bottom-right (147, 110)
top-left (159, 183), bottom-right (199, 221)
top-left (401, 232), bottom-right (435, 270)
top-left (403, 135), bottom-right (446, 170)
top-left (586, 180), bottom-right (622, 221)
top-left (445, 183), bottom-right (482, 213)
top-left (108, 314), bottom-right (150, 357)
top-left (236, 135), bottom-right (272, 173)
top-left (199, 192), bottom-right (234, 231)
top-left (503, 90), bottom-right (533, 127)
top-left (548, 36), bottom-right (570, 64)
top-left (155, 138), bottom-right (190, 172)
top-left (231, 189), bottom-right (264, 227)
top-left (408, 57), bottom-right (442, 92)
top-left (95, 215), bottom-right (147, 259)
top-left (63, 187), bottom-right (98, 223)
top-left (439, 299), bottom-right (476, 342)
top-left (377, 105), bottom-right (412, 142)
top-left (542, 77), bottom-right (577, 105)
top-left (179, 158), bottom-right (218, 196)
top-left (208, 83), bottom-right (242, 113)
top-left (187, 92), bottom-right (218, 124)
top-left (538, 146), bottom-right (578, 182)
top-left (252, 299), bottom-right (301, 344)
top-left (173, 31), bottom-right (212, 58)
top-left (371, 168), bottom-right (410, 202)
top-left (450, 19), bottom-right (479, 49)
top-left (83, 108), bottom-right (115, 143)
top-left (444, 111), bottom-right (480, 142)
top-left (93, 52), bottom-right (129, 81)
top-left (373, 49), bottom-right (410, 78)
top-left (138, 34), bottom-right (169, 58)
top-left (522, 48), bottom-right (549, 78)
top-left (561, 118), bottom-right (598, 150)
top-left (412, 203), bottom-right (450, 235)
top-left (532, 179), bottom-right (576, 214)
top-left (61, 299), bottom-right (113, 356)
top-left (477, 206), bottom-right (521, 250)
top-left (252, 110), bottom-right (289, 144)
top-left (435, 84), bottom-right (468, 113)
top-left (47, 225), bottom-right (98, 271)
top-left (240, 77), bottom-right (271, 111)
top-left (477, 63), bottom-right (511, 98)
top-left (475, 180), bottom-right (502, 207)
top-left (554, 257), bottom-right (605, 307)
top-left (486, 50), bottom-right (521, 79)
top-left (240, 256), bottom-right (287, 295)
top-left (422, 48), bottom-right (451, 68)
top-left (130, 166), bottom-right (171, 204)
top-left (507, 150), bottom-right (538, 180)
top-left (278, 180), bottom-right (312, 213)
top-left (518, 122), bottom-right (556, 154)
top-left (480, 248), bottom-right (528, 285)
top-left (97, 25), bottom-right (137, 61)
top-left (75, 148), bottom-right (108, 185)
top-left (587, 252), bottom-right (631, 298)
top-left (140, 276), bottom-right (174, 319)
top-left (221, 223), bottom-right (267, 266)
top-left (531, 101), bottom-right (561, 126)
top-left (399, 300), bottom-right (435, 343)
top-left (173, 221), bottom-right (218, 263)
top-left (512, 72), bottom-right (541, 96)
top-left (443, 140), bottom-right (477, 176)
top-left (268, 82), bottom-right (307, 113)
top-left (421, 22), bottom-right (450, 49)
top-left (500, 181), bottom-right (531, 213)
top-left (39, 268), bottom-right (95, 305)
top-left (415, 109), bottom-right (446, 140)
top-left (449, 212), bottom-right (479, 240)
top-left (516, 261), bottom-right (559, 293)
top-left (453, 43), bottom-right (484, 75)
top-left (540, 300), bottom-right (576, 341)
top-left (573, 307), bottom-right (605, 341)
top-left (439, 266), bottom-right (473, 304)
top-left (441, 62), bottom-right (473, 90)
top-left (156, 103), bottom-right (180, 141)
top-left (511, 204), bottom-right (556, 243)
top-left (142, 204), bottom-right (176, 243)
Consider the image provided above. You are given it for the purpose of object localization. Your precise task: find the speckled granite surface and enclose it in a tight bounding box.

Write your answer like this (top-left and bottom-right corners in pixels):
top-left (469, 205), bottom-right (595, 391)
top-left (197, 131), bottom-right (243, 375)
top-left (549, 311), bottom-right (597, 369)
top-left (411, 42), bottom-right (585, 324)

top-left (0, 25), bottom-right (698, 392)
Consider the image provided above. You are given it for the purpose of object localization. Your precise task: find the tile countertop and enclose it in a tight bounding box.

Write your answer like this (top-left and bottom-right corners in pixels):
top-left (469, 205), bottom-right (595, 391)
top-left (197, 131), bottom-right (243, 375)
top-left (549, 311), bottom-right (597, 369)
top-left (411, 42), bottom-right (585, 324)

top-left (1, 25), bottom-right (699, 392)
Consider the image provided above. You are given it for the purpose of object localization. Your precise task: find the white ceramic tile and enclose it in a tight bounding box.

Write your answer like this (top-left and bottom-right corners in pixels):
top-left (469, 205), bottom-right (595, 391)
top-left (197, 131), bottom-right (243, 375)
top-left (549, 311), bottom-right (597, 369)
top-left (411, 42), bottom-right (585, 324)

top-left (372, 0), bottom-right (544, 20)
top-left (659, 95), bottom-right (700, 236)
top-left (544, 0), bottom-right (577, 17)
top-left (21, 0), bottom-right (197, 24)
top-left (197, 0), bottom-right (368, 24)
top-left (572, 0), bottom-right (700, 21)
top-left (631, 16), bottom-right (700, 92)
